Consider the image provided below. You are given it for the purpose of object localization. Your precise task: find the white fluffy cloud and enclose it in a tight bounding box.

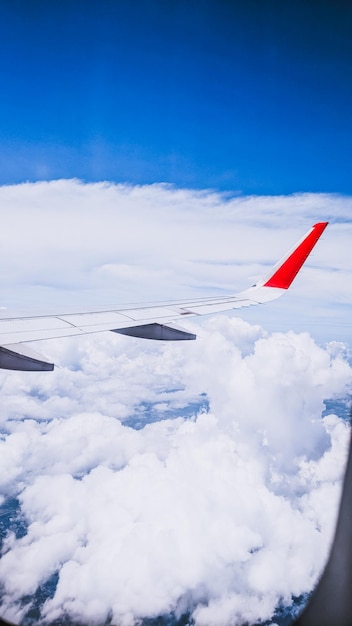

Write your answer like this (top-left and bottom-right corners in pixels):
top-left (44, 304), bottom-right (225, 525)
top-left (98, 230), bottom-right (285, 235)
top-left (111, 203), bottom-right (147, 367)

top-left (0, 316), bottom-right (351, 626)
top-left (0, 181), bottom-right (351, 625)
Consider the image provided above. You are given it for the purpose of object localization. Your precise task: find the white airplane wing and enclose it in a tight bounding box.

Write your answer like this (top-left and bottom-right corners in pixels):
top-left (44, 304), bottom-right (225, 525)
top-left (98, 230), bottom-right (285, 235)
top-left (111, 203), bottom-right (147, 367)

top-left (0, 222), bottom-right (328, 371)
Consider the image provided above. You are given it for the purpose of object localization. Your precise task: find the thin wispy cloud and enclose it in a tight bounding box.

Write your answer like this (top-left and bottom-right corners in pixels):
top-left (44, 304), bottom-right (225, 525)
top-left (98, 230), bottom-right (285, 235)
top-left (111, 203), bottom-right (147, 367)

top-left (0, 180), bottom-right (350, 342)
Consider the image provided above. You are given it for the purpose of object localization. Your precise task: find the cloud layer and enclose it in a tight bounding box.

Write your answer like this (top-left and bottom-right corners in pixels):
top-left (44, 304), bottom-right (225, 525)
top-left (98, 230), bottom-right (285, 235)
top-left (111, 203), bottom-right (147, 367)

top-left (0, 316), bottom-right (351, 626)
top-left (0, 181), bottom-right (351, 625)
top-left (0, 180), bottom-right (351, 343)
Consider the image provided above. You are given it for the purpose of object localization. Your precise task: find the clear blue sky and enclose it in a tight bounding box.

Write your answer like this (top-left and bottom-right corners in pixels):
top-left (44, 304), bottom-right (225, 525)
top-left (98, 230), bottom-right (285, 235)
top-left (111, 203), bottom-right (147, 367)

top-left (0, 0), bottom-right (351, 194)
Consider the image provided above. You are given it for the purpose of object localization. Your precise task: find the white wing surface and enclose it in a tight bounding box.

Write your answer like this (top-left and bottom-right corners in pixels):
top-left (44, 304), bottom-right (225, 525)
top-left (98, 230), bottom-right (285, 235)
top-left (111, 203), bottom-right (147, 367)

top-left (0, 222), bottom-right (328, 371)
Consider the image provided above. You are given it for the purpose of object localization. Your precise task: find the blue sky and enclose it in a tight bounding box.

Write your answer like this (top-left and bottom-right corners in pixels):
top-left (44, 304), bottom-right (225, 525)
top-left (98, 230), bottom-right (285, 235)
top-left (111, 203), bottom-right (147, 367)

top-left (1, 0), bottom-right (352, 194)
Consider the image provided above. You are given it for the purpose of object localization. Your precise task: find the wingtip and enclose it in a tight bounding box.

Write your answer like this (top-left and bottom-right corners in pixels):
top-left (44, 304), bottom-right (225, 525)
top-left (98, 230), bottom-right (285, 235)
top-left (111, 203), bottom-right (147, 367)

top-left (263, 221), bottom-right (328, 290)
top-left (313, 221), bottom-right (329, 230)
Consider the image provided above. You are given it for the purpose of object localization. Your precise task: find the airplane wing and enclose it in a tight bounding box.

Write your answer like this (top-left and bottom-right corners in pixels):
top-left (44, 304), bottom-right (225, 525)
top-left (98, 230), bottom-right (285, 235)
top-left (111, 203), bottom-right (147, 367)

top-left (0, 222), bottom-right (328, 371)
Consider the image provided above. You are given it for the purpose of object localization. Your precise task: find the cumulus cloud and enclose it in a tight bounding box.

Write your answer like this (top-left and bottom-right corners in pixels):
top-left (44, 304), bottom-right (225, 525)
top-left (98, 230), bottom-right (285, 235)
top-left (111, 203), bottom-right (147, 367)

top-left (0, 181), bottom-right (351, 624)
top-left (0, 316), bottom-right (351, 626)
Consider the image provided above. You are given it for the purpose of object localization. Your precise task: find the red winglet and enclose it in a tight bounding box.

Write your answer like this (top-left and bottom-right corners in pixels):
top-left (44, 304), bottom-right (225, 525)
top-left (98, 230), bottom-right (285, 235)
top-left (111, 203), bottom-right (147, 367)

top-left (263, 222), bottom-right (328, 289)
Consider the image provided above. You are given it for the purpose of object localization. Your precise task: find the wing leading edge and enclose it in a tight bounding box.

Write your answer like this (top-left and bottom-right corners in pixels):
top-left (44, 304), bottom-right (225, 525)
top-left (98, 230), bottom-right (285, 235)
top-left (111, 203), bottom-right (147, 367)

top-left (0, 222), bottom-right (328, 371)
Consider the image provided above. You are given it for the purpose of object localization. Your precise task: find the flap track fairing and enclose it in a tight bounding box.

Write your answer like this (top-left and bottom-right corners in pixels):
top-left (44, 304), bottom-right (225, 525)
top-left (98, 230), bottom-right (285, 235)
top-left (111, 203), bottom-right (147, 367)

top-left (112, 322), bottom-right (196, 341)
top-left (0, 344), bottom-right (54, 371)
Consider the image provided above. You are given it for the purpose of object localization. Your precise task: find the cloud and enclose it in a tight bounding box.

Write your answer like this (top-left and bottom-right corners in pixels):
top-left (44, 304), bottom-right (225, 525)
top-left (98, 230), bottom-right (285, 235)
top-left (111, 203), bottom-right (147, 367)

top-left (0, 181), bottom-right (351, 624)
top-left (0, 180), bottom-right (351, 343)
top-left (0, 316), bottom-right (351, 626)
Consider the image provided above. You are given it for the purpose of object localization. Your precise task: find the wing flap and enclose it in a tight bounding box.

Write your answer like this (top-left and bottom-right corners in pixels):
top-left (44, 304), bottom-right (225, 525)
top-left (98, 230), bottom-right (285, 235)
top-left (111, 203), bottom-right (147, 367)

top-left (58, 311), bottom-right (135, 325)
top-left (0, 294), bottom-right (261, 345)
